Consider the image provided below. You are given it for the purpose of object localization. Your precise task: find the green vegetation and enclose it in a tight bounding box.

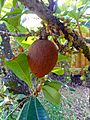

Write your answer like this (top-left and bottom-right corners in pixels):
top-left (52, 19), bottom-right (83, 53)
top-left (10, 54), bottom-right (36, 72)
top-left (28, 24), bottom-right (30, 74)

top-left (0, 0), bottom-right (90, 119)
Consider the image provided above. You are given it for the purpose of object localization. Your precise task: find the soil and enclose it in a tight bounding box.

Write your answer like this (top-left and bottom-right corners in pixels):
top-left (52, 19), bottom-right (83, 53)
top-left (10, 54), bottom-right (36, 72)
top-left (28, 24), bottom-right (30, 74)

top-left (61, 86), bottom-right (90, 120)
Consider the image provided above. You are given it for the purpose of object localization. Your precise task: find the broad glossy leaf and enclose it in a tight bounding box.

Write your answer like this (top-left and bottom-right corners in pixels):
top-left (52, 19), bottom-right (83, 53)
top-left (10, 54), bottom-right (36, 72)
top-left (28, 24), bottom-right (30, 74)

top-left (44, 80), bottom-right (62, 91)
top-left (13, 0), bottom-right (18, 8)
top-left (0, 0), bottom-right (4, 11)
top-left (52, 68), bottom-right (64, 75)
top-left (6, 22), bottom-right (28, 33)
top-left (6, 23), bottom-right (16, 32)
top-left (3, 14), bottom-right (21, 27)
top-left (16, 25), bottom-right (28, 33)
top-left (22, 36), bottom-right (36, 45)
top-left (17, 96), bottom-right (50, 120)
top-left (42, 85), bottom-right (61, 105)
top-left (5, 53), bottom-right (31, 88)
top-left (3, 8), bottom-right (22, 18)
top-left (15, 26), bottom-right (30, 48)
top-left (6, 23), bottom-right (29, 49)
top-left (16, 37), bottom-right (30, 49)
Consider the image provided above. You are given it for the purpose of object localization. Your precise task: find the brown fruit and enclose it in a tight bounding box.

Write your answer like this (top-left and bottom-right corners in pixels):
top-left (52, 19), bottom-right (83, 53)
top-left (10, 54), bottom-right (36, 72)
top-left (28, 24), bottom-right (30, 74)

top-left (28, 40), bottom-right (58, 78)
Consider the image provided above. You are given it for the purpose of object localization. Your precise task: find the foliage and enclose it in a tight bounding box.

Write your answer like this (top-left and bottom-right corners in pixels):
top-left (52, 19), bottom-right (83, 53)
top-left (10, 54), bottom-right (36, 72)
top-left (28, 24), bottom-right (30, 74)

top-left (5, 53), bottom-right (32, 88)
top-left (0, 0), bottom-right (90, 119)
top-left (17, 96), bottom-right (50, 120)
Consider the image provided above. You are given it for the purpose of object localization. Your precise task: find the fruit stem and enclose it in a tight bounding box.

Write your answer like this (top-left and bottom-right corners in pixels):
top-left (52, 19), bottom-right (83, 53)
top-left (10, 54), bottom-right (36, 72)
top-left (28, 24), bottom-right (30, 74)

top-left (34, 78), bottom-right (45, 97)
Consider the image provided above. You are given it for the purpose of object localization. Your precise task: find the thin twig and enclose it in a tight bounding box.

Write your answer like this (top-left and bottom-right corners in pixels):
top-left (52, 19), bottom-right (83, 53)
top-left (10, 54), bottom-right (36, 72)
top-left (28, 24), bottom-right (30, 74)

top-left (76, 20), bottom-right (83, 38)
top-left (48, 0), bottom-right (58, 12)
top-left (0, 30), bottom-right (32, 37)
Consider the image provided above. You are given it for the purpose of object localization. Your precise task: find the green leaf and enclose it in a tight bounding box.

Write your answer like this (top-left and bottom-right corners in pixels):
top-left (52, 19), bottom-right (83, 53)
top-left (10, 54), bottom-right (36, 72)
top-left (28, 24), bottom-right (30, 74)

top-left (13, 0), bottom-right (18, 8)
top-left (5, 53), bottom-right (31, 88)
top-left (58, 53), bottom-right (70, 61)
top-left (3, 8), bottom-right (22, 18)
top-left (1, 0), bottom-right (13, 10)
top-left (52, 68), bottom-right (64, 75)
top-left (44, 80), bottom-right (62, 91)
top-left (68, 10), bottom-right (79, 20)
top-left (6, 22), bottom-right (16, 32)
top-left (42, 85), bottom-right (61, 105)
top-left (6, 22), bottom-right (28, 34)
top-left (3, 14), bottom-right (21, 27)
top-left (16, 37), bottom-right (30, 49)
top-left (80, 75), bottom-right (86, 81)
top-left (21, 36), bottom-right (36, 45)
top-left (15, 25), bottom-right (29, 48)
top-left (5, 23), bottom-right (31, 49)
top-left (16, 25), bottom-right (28, 33)
top-left (17, 96), bottom-right (50, 120)
top-left (0, 0), bottom-right (4, 11)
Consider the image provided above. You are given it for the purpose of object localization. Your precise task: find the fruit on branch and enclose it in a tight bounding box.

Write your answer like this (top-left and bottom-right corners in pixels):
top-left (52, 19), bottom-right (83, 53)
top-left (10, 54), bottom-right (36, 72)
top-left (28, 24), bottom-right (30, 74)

top-left (28, 39), bottom-right (58, 78)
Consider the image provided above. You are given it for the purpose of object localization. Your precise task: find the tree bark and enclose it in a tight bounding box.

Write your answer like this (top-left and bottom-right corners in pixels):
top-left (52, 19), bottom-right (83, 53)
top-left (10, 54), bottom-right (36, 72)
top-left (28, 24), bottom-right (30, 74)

top-left (0, 23), bottom-right (14, 59)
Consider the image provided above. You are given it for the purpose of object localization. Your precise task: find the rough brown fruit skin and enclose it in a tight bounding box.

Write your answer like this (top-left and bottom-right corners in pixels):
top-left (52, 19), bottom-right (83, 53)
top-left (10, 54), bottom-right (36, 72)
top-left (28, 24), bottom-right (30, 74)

top-left (28, 40), bottom-right (58, 78)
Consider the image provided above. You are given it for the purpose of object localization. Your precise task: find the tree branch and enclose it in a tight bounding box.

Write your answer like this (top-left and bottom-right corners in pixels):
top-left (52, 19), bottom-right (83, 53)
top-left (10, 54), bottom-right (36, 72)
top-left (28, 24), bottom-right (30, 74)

top-left (18, 0), bottom-right (90, 61)
top-left (0, 30), bottom-right (32, 37)
top-left (48, 0), bottom-right (58, 12)
top-left (0, 23), bottom-right (14, 59)
top-left (76, 20), bottom-right (83, 38)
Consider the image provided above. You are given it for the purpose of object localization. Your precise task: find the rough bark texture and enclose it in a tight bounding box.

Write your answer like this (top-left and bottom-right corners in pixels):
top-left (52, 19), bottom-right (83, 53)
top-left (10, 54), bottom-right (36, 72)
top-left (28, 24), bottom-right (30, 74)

top-left (18, 0), bottom-right (90, 61)
top-left (0, 23), bottom-right (14, 59)
top-left (48, 0), bottom-right (58, 12)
